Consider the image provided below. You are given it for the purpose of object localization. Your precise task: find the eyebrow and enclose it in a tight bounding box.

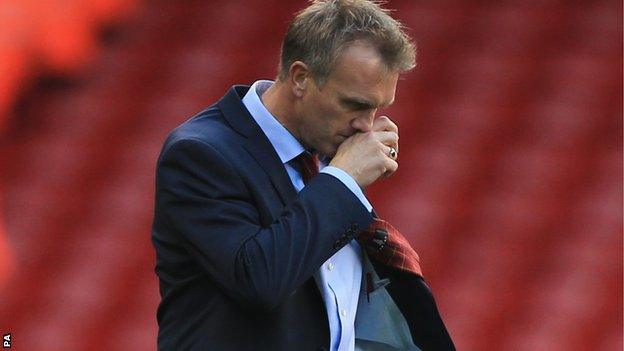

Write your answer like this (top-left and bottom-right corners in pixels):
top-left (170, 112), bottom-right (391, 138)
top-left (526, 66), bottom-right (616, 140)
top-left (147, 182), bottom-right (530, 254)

top-left (339, 95), bottom-right (394, 110)
top-left (339, 95), bottom-right (378, 110)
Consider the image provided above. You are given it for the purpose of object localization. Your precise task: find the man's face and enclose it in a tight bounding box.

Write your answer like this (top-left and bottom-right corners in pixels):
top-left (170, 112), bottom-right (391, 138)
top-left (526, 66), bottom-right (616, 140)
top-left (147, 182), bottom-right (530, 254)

top-left (294, 42), bottom-right (399, 157)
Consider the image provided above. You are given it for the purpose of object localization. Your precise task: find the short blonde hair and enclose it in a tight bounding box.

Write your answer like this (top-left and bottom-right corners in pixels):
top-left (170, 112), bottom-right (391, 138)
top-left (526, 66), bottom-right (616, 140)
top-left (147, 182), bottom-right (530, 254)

top-left (278, 0), bottom-right (416, 85)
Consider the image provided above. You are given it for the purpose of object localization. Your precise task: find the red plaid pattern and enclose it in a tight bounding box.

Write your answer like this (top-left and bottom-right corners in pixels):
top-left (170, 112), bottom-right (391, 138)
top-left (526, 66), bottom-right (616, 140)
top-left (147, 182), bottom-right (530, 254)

top-left (296, 152), bottom-right (423, 278)
top-left (358, 218), bottom-right (422, 277)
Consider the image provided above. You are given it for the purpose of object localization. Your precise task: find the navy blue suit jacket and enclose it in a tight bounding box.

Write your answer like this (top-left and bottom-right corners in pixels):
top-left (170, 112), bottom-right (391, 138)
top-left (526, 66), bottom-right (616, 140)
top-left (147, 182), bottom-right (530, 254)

top-left (152, 86), bottom-right (455, 350)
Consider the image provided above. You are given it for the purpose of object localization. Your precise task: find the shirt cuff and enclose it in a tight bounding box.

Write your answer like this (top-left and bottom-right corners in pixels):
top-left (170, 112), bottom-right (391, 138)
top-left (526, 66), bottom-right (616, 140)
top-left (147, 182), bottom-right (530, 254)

top-left (320, 166), bottom-right (373, 213)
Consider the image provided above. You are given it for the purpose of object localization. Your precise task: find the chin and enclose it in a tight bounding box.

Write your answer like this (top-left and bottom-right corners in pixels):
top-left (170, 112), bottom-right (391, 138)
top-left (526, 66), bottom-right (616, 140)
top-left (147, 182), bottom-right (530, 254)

top-left (325, 146), bottom-right (339, 158)
top-left (316, 145), bottom-right (335, 158)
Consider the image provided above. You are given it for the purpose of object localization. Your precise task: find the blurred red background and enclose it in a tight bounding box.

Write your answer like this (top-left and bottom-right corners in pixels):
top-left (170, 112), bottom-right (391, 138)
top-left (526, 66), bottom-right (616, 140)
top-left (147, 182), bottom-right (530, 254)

top-left (0, 0), bottom-right (622, 350)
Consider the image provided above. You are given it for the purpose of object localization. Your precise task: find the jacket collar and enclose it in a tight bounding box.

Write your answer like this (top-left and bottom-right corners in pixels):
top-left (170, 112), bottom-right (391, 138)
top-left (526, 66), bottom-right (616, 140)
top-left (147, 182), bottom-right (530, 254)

top-left (217, 85), bottom-right (258, 137)
top-left (217, 85), bottom-right (298, 205)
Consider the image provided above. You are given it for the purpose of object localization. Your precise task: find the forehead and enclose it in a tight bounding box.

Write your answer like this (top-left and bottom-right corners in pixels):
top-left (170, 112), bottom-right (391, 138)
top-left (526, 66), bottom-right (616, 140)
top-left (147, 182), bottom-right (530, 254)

top-left (324, 41), bottom-right (398, 105)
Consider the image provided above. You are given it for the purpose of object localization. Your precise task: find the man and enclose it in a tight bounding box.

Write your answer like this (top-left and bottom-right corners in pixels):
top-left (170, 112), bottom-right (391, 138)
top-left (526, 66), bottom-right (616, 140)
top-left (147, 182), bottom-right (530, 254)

top-left (152, 1), bottom-right (455, 350)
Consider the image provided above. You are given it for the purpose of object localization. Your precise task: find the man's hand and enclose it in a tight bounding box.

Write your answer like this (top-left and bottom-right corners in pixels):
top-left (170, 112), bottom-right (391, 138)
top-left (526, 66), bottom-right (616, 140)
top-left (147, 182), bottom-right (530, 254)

top-left (329, 116), bottom-right (399, 188)
top-left (372, 116), bottom-right (399, 177)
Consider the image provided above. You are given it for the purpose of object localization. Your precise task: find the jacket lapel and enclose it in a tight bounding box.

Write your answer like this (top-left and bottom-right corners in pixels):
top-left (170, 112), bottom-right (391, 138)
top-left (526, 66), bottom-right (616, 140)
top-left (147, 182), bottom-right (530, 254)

top-left (217, 85), bottom-right (298, 206)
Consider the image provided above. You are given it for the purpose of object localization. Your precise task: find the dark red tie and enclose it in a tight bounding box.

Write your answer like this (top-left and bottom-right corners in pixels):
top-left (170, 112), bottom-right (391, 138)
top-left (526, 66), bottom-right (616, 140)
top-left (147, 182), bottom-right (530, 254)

top-left (297, 151), bottom-right (320, 184)
top-left (295, 152), bottom-right (423, 278)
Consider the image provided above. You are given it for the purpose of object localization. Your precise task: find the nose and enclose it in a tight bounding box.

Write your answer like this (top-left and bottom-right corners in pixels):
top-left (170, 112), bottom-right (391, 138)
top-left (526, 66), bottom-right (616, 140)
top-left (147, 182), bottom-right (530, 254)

top-left (350, 110), bottom-right (376, 133)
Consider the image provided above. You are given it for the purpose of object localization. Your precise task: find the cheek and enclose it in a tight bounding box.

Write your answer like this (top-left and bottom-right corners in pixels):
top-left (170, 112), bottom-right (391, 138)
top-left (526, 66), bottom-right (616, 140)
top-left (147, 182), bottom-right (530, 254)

top-left (305, 94), bottom-right (349, 139)
top-left (318, 105), bottom-right (348, 131)
top-left (312, 93), bottom-right (341, 118)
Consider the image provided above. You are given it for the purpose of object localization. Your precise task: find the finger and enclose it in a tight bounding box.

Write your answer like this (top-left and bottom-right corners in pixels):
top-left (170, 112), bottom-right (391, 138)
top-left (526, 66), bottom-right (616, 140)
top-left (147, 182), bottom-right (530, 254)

top-left (374, 133), bottom-right (398, 157)
top-left (383, 157), bottom-right (398, 177)
top-left (371, 130), bottom-right (399, 145)
top-left (384, 137), bottom-right (399, 155)
top-left (383, 143), bottom-right (398, 160)
top-left (383, 168), bottom-right (396, 177)
top-left (372, 115), bottom-right (398, 133)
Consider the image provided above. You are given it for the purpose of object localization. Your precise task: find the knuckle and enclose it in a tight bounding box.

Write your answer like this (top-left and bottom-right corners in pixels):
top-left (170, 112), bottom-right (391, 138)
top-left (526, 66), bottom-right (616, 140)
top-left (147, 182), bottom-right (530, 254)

top-left (377, 148), bottom-right (386, 158)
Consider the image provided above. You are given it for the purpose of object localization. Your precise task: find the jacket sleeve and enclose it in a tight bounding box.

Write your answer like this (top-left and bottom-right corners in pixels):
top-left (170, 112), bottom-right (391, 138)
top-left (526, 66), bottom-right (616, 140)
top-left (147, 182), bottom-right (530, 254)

top-left (155, 138), bottom-right (373, 311)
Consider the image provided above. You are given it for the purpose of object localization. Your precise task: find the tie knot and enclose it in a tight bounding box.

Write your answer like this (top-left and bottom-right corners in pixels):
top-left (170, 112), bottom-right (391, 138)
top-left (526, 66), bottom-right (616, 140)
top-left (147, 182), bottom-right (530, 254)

top-left (296, 151), bottom-right (319, 184)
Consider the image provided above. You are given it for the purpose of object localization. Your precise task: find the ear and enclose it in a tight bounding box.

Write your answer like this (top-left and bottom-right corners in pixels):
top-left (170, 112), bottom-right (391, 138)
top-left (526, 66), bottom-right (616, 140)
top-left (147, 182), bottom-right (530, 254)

top-left (288, 61), bottom-right (310, 98)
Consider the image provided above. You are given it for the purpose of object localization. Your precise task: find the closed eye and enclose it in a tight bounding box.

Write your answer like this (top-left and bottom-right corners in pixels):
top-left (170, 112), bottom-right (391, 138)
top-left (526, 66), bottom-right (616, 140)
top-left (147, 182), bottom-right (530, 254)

top-left (341, 98), bottom-right (375, 111)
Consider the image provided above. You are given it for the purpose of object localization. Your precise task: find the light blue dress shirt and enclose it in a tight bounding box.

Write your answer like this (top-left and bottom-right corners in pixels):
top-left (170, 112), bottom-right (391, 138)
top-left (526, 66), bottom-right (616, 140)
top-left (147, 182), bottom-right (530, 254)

top-left (242, 80), bottom-right (373, 351)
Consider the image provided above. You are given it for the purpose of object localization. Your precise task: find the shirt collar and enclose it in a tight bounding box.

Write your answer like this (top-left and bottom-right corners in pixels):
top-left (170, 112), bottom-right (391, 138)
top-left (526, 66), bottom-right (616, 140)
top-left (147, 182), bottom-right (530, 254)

top-left (241, 80), bottom-right (305, 164)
